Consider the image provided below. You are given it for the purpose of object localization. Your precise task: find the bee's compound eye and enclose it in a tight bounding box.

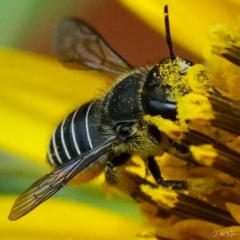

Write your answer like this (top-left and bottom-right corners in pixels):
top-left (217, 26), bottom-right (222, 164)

top-left (147, 99), bottom-right (177, 121)
top-left (116, 123), bottom-right (135, 137)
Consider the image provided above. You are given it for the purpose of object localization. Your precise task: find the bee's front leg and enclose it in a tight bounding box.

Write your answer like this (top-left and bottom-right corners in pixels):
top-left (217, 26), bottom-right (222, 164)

top-left (147, 156), bottom-right (188, 190)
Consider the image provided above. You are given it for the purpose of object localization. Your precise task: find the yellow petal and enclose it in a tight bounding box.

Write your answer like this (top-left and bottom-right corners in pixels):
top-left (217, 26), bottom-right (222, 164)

top-left (0, 49), bottom-right (112, 162)
top-left (0, 196), bottom-right (143, 240)
top-left (118, 0), bottom-right (239, 57)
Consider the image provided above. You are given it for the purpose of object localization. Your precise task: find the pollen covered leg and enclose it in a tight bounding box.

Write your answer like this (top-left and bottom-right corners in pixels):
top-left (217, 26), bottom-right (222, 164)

top-left (147, 156), bottom-right (188, 190)
top-left (105, 153), bottom-right (131, 184)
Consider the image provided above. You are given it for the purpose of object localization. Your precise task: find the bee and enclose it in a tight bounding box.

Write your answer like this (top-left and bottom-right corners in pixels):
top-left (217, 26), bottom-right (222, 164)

top-left (8, 6), bottom-right (239, 221)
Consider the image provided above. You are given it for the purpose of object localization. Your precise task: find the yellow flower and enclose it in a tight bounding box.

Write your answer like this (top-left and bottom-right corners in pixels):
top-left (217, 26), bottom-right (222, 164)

top-left (1, 196), bottom-right (144, 240)
top-left (1, 1), bottom-right (240, 240)
top-left (119, 0), bottom-right (239, 58)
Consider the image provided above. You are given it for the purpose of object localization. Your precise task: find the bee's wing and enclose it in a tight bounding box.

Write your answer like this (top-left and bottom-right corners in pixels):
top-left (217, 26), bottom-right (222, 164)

top-left (53, 18), bottom-right (133, 75)
top-left (8, 136), bottom-right (124, 221)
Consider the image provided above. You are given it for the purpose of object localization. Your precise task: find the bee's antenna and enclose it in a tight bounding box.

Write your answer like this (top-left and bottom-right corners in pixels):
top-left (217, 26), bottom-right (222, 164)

top-left (164, 5), bottom-right (175, 61)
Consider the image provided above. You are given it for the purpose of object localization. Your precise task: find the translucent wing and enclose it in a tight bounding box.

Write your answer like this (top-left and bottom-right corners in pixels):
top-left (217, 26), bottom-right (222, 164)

top-left (9, 136), bottom-right (124, 221)
top-left (53, 18), bottom-right (133, 75)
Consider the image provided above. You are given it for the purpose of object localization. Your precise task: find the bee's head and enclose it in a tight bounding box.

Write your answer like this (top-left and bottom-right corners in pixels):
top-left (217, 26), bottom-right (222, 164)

top-left (141, 5), bottom-right (194, 121)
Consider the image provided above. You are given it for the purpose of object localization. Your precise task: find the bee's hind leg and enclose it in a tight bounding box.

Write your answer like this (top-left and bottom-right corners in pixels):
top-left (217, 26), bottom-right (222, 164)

top-left (105, 153), bottom-right (131, 184)
top-left (148, 156), bottom-right (188, 190)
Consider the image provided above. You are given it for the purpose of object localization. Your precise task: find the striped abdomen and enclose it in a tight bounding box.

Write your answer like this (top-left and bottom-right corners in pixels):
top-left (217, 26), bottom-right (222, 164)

top-left (47, 100), bottom-right (102, 166)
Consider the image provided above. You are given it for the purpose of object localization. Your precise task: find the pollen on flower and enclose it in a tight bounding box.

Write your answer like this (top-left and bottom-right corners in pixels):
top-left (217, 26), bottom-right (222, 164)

top-left (186, 177), bottom-right (217, 196)
top-left (203, 22), bottom-right (240, 99)
top-left (141, 185), bottom-right (178, 208)
top-left (189, 144), bottom-right (217, 166)
top-left (226, 203), bottom-right (240, 225)
top-left (177, 93), bottom-right (215, 129)
top-left (144, 115), bottom-right (184, 140)
top-left (185, 64), bottom-right (211, 94)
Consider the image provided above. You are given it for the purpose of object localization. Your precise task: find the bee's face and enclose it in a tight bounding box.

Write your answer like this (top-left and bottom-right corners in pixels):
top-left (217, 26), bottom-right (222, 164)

top-left (140, 57), bottom-right (194, 121)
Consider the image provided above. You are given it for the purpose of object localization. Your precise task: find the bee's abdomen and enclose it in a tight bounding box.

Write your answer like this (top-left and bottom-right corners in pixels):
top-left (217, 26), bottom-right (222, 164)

top-left (47, 100), bottom-right (101, 166)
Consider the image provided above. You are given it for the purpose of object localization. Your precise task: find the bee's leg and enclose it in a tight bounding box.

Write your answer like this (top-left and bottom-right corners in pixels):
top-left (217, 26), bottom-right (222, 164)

top-left (147, 156), bottom-right (188, 190)
top-left (168, 140), bottom-right (200, 166)
top-left (105, 153), bottom-right (131, 184)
